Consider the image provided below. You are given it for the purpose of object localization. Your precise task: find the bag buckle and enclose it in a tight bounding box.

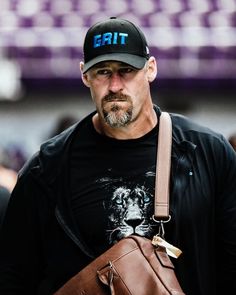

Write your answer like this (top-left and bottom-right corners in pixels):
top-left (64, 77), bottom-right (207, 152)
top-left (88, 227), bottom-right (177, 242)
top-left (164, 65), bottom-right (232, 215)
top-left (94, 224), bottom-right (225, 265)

top-left (151, 215), bottom-right (171, 238)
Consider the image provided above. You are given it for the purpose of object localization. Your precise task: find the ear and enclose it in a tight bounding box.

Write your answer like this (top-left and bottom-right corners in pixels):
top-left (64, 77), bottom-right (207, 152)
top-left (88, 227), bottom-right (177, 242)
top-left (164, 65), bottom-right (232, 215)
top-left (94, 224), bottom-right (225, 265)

top-left (146, 57), bottom-right (157, 83)
top-left (80, 61), bottom-right (90, 88)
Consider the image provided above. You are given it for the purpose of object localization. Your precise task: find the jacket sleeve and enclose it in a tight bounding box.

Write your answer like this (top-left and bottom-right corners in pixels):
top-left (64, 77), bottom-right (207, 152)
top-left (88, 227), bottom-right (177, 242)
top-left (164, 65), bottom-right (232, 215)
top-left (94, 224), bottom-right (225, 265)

top-left (215, 136), bottom-right (236, 292)
top-left (0, 169), bottom-right (43, 295)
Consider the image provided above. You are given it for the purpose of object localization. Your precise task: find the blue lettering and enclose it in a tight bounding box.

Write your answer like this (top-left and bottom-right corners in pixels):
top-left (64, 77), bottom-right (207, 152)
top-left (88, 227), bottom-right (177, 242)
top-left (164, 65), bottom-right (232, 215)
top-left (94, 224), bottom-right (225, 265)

top-left (119, 33), bottom-right (128, 44)
top-left (102, 32), bottom-right (113, 45)
top-left (93, 32), bottom-right (129, 48)
top-left (113, 32), bottom-right (118, 44)
top-left (93, 34), bottom-right (101, 48)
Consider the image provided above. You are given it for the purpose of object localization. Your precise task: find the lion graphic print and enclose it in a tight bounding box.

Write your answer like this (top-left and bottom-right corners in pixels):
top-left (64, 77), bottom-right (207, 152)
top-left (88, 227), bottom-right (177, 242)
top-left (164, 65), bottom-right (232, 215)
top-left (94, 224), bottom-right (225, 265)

top-left (97, 170), bottom-right (158, 245)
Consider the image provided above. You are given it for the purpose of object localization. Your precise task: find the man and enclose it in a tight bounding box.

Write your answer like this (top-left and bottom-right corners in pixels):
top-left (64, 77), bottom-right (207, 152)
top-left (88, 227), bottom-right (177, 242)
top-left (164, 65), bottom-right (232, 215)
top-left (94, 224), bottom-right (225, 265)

top-left (0, 17), bottom-right (235, 295)
top-left (0, 186), bottom-right (11, 229)
top-left (229, 133), bottom-right (236, 151)
top-left (0, 150), bottom-right (17, 229)
top-left (0, 164), bottom-right (17, 193)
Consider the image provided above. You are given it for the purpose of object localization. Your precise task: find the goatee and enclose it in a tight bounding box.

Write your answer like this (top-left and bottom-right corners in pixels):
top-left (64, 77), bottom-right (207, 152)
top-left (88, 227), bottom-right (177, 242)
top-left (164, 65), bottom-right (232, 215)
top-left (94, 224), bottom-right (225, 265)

top-left (102, 93), bottom-right (133, 128)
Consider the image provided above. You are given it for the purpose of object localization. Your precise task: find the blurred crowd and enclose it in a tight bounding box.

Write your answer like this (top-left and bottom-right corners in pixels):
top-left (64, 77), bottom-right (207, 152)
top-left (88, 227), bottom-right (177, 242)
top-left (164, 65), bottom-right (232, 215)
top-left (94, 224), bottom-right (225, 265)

top-left (0, 145), bottom-right (26, 191)
top-left (0, 145), bottom-right (23, 227)
top-left (0, 114), bottom-right (78, 191)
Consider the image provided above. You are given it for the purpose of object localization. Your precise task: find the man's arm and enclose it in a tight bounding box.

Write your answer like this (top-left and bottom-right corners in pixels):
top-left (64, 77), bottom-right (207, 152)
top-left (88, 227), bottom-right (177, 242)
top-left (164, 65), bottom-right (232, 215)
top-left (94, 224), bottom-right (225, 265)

top-left (216, 137), bottom-right (236, 292)
top-left (0, 174), bottom-right (42, 295)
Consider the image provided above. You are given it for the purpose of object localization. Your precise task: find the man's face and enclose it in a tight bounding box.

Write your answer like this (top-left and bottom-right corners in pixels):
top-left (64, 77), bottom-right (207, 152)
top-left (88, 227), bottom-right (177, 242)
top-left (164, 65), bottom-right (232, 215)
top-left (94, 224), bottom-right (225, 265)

top-left (82, 61), bottom-right (153, 128)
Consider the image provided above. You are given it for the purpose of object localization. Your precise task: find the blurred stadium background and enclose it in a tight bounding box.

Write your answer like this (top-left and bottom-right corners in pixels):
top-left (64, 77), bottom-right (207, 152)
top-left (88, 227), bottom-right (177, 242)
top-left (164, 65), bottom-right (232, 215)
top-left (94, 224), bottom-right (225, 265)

top-left (0, 0), bottom-right (235, 171)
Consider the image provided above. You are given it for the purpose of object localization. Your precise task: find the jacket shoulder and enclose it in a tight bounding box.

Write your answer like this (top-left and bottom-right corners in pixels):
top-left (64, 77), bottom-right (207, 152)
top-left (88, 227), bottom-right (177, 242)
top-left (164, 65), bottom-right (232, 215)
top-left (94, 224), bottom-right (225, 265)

top-left (170, 113), bottom-right (224, 141)
top-left (170, 112), bottom-right (235, 161)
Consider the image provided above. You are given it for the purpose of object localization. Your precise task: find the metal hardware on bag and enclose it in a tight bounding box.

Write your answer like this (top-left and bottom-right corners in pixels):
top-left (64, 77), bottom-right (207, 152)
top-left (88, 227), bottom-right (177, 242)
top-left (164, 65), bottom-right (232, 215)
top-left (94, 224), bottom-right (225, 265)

top-left (152, 215), bottom-right (171, 224)
top-left (152, 215), bottom-right (171, 238)
top-left (108, 261), bottom-right (114, 286)
top-left (151, 215), bottom-right (182, 259)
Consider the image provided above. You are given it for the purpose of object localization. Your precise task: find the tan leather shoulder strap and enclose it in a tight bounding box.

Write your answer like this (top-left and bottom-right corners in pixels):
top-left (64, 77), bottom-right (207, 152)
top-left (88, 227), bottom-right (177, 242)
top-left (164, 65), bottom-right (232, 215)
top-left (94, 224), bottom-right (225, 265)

top-left (154, 112), bottom-right (172, 219)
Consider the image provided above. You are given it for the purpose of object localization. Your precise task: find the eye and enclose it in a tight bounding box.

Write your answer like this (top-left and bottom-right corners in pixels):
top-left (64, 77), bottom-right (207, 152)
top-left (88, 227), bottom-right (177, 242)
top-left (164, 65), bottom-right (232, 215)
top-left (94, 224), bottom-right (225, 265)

top-left (96, 69), bottom-right (111, 75)
top-left (119, 67), bottom-right (135, 75)
top-left (115, 195), bottom-right (123, 205)
top-left (143, 194), bottom-right (151, 203)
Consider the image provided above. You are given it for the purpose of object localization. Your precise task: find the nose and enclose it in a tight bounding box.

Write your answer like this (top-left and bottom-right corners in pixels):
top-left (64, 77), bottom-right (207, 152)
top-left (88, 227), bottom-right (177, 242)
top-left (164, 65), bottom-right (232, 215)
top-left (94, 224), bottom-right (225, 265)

top-left (108, 72), bottom-right (123, 93)
top-left (125, 218), bottom-right (143, 229)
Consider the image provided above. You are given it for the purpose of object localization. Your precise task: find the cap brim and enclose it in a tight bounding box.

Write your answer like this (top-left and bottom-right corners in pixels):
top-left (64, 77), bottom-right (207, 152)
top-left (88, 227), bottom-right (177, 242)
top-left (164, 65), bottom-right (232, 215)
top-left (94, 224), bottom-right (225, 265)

top-left (82, 53), bottom-right (147, 73)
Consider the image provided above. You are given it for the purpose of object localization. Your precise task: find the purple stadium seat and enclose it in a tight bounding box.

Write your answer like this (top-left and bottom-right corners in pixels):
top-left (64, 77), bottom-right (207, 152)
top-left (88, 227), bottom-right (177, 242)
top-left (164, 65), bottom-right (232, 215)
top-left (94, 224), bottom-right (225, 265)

top-left (0, 0), bottom-right (235, 81)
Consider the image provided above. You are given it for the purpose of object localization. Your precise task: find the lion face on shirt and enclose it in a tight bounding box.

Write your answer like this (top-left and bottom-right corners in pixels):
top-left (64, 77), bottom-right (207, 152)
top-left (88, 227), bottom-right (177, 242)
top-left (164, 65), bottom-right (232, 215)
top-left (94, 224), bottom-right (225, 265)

top-left (98, 174), bottom-right (155, 244)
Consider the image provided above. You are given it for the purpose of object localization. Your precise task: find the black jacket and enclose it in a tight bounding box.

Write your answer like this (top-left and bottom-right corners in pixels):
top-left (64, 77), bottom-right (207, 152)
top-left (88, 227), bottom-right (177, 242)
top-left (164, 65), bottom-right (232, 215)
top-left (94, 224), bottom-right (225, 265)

top-left (0, 109), bottom-right (236, 295)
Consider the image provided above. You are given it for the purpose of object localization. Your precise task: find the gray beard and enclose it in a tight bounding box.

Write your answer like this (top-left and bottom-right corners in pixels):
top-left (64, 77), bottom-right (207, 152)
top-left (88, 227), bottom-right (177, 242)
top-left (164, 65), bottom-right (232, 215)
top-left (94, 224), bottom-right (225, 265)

top-left (103, 106), bottom-right (133, 128)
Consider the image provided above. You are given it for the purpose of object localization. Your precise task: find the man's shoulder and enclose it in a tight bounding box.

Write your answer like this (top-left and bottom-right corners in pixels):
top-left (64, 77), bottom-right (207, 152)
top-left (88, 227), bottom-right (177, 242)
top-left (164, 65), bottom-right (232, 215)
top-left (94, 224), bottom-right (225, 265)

top-left (170, 112), bottom-right (222, 138)
top-left (169, 112), bottom-right (232, 156)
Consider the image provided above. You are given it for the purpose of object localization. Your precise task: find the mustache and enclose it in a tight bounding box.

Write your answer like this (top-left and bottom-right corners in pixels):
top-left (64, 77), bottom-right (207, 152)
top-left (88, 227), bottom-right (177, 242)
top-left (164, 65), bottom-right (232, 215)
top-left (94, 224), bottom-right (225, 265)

top-left (102, 93), bottom-right (130, 102)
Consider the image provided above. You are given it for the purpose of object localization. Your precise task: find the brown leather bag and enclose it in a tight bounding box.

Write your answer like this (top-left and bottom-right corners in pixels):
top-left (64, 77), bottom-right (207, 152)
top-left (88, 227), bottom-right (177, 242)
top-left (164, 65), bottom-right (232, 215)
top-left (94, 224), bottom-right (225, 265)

top-left (54, 235), bottom-right (184, 295)
top-left (54, 112), bottom-right (185, 295)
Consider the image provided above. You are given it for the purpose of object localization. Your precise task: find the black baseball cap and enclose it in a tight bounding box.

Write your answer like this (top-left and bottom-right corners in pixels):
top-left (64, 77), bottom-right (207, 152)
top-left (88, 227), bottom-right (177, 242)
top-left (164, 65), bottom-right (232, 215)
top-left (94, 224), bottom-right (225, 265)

top-left (82, 17), bottom-right (150, 73)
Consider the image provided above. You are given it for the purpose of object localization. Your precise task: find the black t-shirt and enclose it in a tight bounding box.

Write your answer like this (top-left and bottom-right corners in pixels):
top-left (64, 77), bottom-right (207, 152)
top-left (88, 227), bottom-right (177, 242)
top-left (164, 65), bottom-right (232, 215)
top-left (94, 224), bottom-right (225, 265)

top-left (70, 117), bottom-right (159, 255)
